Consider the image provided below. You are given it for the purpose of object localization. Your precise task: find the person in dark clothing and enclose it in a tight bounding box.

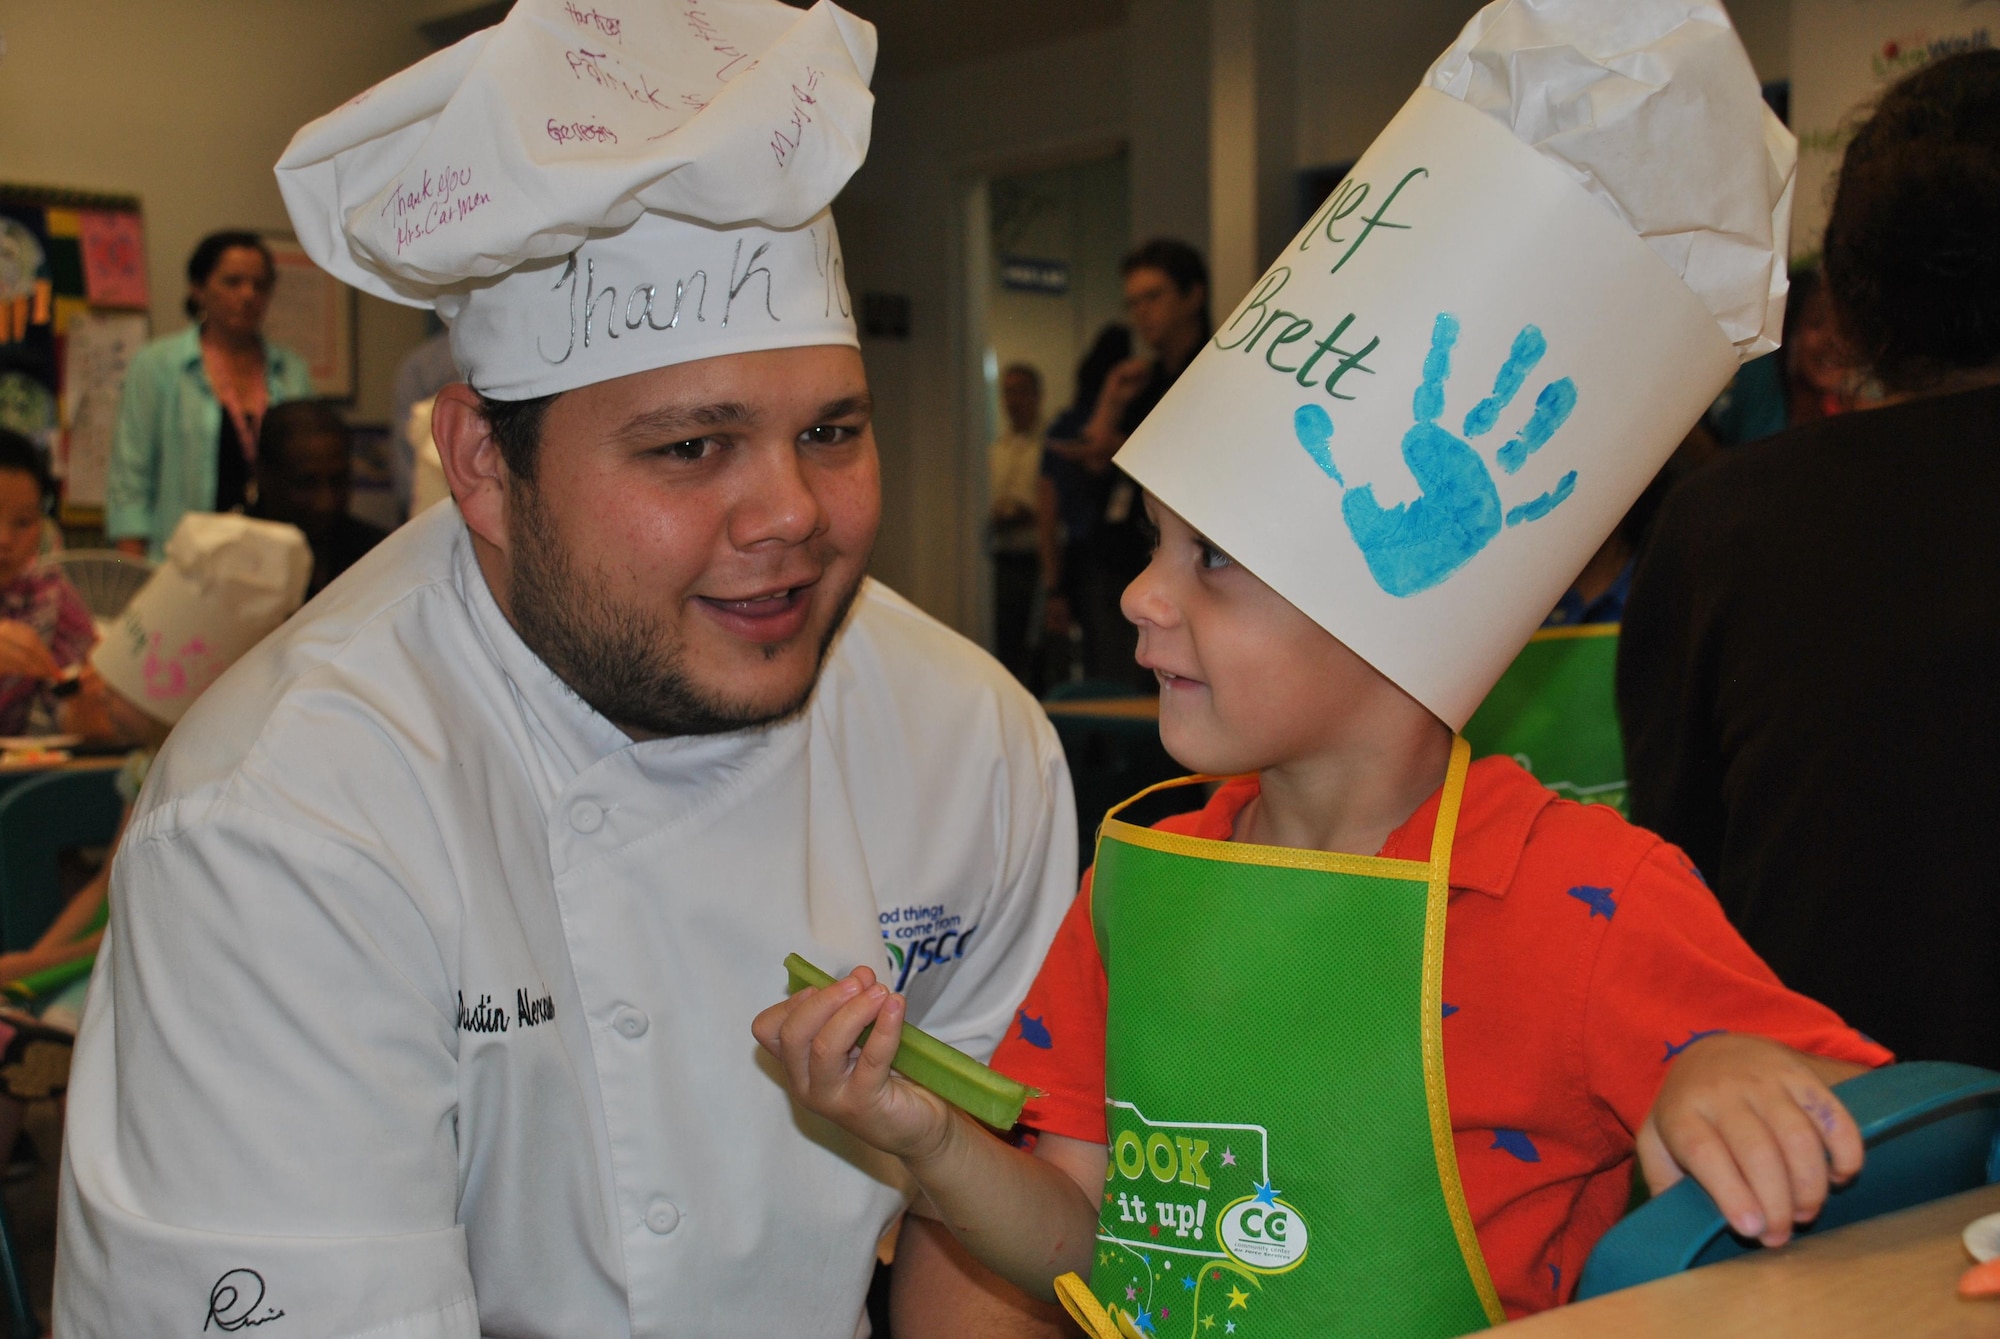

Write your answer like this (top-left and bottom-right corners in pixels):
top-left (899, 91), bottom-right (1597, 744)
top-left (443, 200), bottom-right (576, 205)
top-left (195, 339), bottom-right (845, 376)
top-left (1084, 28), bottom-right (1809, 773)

top-left (1618, 50), bottom-right (2000, 1069)
top-left (1038, 325), bottom-right (1131, 685)
top-left (251, 400), bottom-right (387, 597)
top-left (1047, 239), bottom-right (1209, 689)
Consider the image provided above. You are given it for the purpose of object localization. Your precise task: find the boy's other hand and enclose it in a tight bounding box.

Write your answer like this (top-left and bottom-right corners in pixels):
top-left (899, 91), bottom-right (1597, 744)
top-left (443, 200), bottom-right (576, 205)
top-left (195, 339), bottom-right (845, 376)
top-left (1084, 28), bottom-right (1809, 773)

top-left (1637, 1034), bottom-right (1867, 1248)
top-left (752, 966), bottom-right (956, 1165)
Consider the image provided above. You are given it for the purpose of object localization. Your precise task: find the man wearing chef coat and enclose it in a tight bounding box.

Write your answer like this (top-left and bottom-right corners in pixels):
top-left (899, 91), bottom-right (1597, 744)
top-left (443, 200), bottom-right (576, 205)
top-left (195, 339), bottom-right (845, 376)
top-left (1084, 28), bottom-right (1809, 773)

top-left (53, 5), bottom-right (1076, 1336)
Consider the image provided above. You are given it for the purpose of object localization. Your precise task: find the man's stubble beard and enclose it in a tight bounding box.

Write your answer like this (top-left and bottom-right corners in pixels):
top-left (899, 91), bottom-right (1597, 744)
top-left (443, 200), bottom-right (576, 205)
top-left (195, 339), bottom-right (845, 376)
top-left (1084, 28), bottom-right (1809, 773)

top-left (505, 482), bottom-right (866, 738)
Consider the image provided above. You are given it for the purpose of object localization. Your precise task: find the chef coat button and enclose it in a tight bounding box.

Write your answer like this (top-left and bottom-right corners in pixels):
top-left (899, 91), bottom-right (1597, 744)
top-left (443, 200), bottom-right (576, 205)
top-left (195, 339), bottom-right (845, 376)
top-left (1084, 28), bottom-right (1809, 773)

top-left (645, 1199), bottom-right (681, 1235)
top-left (612, 1007), bottom-right (649, 1039)
top-left (569, 800), bottom-right (605, 834)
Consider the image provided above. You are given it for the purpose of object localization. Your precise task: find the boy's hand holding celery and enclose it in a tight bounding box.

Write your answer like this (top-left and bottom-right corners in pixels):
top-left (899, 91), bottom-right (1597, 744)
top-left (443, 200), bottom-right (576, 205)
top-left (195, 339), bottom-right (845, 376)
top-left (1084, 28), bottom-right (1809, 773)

top-left (752, 959), bottom-right (1102, 1300)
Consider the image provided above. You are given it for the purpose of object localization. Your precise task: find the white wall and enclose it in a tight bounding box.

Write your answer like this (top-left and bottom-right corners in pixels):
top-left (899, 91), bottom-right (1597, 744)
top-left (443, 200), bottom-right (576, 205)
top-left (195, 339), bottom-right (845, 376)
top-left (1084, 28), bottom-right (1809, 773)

top-left (1291, 0), bottom-right (1481, 173)
top-left (1291, 0), bottom-right (1793, 181)
top-left (986, 153), bottom-right (1131, 420)
top-left (1730, 0), bottom-right (1793, 82)
top-left (1129, 0), bottom-right (1214, 253)
top-left (0, 0), bottom-right (469, 425)
top-left (841, 26), bottom-right (1131, 632)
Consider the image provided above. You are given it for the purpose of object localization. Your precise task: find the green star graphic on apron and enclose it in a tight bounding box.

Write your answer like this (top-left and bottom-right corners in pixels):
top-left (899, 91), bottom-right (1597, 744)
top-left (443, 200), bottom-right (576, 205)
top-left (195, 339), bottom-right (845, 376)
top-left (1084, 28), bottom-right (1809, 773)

top-left (1054, 737), bottom-right (1504, 1338)
top-left (1462, 623), bottom-right (1625, 815)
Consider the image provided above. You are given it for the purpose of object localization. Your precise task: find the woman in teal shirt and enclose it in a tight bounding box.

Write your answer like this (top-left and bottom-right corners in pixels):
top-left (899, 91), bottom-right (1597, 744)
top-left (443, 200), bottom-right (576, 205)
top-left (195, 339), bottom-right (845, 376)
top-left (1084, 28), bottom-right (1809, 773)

top-left (107, 231), bottom-right (314, 559)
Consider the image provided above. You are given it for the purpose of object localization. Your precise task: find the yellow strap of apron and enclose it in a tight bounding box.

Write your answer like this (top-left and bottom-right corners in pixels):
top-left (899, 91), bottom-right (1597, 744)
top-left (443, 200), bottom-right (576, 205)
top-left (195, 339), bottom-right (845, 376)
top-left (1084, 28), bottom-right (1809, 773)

top-left (1054, 1271), bottom-right (1130, 1339)
top-left (1424, 737), bottom-right (1506, 1325)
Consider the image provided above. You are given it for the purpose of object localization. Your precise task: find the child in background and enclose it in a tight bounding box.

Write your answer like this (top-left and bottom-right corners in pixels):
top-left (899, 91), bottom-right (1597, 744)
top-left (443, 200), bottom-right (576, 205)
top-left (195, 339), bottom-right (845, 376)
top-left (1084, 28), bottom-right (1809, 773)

top-left (0, 429), bottom-right (94, 736)
top-left (756, 3), bottom-right (1891, 1333)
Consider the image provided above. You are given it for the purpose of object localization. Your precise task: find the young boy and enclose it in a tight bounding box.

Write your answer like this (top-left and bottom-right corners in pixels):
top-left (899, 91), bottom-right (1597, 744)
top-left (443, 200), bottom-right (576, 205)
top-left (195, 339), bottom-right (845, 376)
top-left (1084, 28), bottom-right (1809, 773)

top-left (757, 491), bottom-right (1887, 1328)
top-left (757, 4), bottom-right (1882, 1331)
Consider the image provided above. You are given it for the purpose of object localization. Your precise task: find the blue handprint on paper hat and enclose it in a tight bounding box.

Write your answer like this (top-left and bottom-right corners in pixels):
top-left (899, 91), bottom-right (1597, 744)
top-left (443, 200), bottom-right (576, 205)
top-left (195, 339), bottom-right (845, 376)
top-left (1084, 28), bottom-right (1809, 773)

top-left (1295, 314), bottom-right (1578, 597)
top-left (1110, 0), bottom-right (1786, 729)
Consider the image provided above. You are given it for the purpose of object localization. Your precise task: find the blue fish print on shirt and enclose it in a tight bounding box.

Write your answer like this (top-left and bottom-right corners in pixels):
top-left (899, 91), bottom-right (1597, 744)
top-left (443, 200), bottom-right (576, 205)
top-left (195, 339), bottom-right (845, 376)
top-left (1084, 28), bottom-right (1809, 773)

top-left (1015, 1010), bottom-right (1052, 1049)
top-left (1567, 885), bottom-right (1616, 919)
top-left (1491, 1129), bottom-right (1541, 1163)
top-left (1663, 1028), bottom-right (1727, 1062)
top-left (1442, 1002), bottom-right (1460, 1019)
top-left (1294, 313), bottom-right (1579, 597)
top-left (1549, 1264), bottom-right (1561, 1293)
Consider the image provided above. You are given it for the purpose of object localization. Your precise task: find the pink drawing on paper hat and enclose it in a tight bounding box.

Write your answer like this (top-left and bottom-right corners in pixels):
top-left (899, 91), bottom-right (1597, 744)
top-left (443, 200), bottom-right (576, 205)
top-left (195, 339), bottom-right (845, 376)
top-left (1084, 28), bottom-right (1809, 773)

top-left (140, 633), bottom-right (219, 701)
top-left (140, 633), bottom-right (187, 700)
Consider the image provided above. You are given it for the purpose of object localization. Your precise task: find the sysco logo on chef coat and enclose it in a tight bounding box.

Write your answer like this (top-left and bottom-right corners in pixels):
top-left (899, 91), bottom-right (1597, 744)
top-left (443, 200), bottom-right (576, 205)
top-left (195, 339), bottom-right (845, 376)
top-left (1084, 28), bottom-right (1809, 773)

top-left (879, 903), bottom-right (978, 992)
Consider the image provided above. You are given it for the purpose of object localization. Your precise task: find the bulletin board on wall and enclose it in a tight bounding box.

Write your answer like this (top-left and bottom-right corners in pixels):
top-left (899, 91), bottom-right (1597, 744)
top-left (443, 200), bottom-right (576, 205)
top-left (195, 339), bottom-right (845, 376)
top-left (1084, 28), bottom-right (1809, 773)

top-left (262, 233), bottom-right (357, 403)
top-left (0, 184), bottom-right (152, 527)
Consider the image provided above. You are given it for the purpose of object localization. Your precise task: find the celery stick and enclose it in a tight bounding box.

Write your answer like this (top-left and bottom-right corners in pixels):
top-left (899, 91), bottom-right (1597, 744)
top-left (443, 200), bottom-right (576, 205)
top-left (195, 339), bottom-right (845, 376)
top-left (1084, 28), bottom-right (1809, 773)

top-left (783, 953), bottom-right (1042, 1130)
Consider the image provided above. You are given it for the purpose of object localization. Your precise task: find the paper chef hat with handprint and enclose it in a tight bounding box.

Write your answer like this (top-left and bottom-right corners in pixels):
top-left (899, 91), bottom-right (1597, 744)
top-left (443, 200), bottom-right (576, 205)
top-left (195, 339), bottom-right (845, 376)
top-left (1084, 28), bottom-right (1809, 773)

top-left (275, 0), bottom-right (875, 399)
top-left (1115, 0), bottom-right (1791, 729)
top-left (92, 514), bottom-right (312, 725)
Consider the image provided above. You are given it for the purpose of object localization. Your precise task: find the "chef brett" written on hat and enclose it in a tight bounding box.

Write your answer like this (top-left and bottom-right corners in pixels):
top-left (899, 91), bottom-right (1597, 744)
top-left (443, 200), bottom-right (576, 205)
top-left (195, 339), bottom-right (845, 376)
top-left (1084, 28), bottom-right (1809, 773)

top-left (1116, 0), bottom-right (1791, 730)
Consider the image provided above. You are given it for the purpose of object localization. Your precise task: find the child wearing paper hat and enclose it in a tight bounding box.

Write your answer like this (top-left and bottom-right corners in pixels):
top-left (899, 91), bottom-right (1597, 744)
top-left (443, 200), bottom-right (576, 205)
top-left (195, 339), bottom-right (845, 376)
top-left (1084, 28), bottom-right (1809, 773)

top-left (91, 512), bottom-right (312, 725)
top-left (757, 2), bottom-right (1894, 1331)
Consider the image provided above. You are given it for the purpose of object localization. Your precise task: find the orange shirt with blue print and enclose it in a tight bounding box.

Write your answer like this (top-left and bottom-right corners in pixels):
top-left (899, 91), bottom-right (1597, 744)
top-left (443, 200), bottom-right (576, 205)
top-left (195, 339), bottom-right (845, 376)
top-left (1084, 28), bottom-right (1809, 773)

top-left (989, 755), bottom-right (1893, 1319)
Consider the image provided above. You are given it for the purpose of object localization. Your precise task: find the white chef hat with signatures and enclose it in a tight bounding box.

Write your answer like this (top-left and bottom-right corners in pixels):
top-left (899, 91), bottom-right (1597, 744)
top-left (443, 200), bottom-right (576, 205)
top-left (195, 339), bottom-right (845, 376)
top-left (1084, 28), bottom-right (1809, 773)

top-left (276, 0), bottom-right (876, 399)
top-left (1114, 0), bottom-right (1790, 729)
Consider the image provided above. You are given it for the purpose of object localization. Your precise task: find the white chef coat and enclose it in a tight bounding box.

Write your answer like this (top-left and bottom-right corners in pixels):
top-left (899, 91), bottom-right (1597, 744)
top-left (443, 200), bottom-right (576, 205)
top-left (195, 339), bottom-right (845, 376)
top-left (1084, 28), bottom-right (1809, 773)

top-left (54, 503), bottom-right (1077, 1339)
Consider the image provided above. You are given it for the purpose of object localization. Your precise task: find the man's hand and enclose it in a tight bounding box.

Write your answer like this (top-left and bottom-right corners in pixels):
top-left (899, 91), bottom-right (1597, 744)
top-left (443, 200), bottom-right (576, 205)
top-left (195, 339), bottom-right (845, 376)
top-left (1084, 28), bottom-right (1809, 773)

top-left (1637, 1034), bottom-right (1866, 1247)
top-left (753, 966), bottom-right (956, 1164)
top-left (1097, 358), bottom-right (1154, 416)
top-left (0, 620), bottom-right (61, 683)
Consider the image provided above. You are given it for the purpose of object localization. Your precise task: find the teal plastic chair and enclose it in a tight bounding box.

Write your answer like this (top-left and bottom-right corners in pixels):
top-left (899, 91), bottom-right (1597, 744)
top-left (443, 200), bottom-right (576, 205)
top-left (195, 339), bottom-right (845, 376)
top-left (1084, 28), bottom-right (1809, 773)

top-left (1578, 1061), bottom-right (2000, 1299)
top-left (1043, 678), bottom-right (1144, 704)
top-left (0, 767), bottom-right (122, 1339)
top-left (0, 768), bottom-right (122, 953)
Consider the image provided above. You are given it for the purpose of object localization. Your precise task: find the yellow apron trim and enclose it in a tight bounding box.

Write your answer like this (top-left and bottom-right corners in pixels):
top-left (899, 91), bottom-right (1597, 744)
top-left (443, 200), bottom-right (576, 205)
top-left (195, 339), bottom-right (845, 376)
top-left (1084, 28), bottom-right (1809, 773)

top-left (1526, 621), bottom-right (1619, 642)
top-left (1424, 737), bottom-right (1506, 1325)
top-left (1054, 1270), bottom-right (1125, 1339)
top-left (1100, 818), bottom-right (1431, 881)
top-left (1089, 774), bottom-right (1227, 931)
top-left (1093, 772), bottom-right (1431, 881)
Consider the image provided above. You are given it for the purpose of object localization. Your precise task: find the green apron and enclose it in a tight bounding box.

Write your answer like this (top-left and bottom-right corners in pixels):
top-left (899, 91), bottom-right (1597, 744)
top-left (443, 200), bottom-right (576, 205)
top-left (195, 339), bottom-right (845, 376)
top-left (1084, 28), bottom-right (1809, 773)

top-left (1054, 738), bottom-right (1503, 1339)
top-left (1462, 623), bottom-right (1625, 815)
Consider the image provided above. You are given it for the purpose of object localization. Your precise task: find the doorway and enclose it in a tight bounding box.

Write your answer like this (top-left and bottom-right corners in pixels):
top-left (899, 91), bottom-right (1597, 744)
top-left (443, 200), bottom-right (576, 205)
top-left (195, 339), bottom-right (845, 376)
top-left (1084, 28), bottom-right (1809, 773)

top-left (968, 150), bottom-right (1129, 683)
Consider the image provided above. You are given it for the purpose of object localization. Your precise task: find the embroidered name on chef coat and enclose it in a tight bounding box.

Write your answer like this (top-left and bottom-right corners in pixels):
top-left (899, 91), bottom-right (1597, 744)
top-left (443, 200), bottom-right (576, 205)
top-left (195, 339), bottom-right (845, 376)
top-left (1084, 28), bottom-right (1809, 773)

top-left (457, 988), bottom-right (557, 1034)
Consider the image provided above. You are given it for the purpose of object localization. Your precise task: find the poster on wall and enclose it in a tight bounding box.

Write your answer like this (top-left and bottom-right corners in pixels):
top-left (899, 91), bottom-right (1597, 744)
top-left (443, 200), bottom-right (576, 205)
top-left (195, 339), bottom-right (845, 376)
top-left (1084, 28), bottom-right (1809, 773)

top-left (1790, 0), bottom-right (1996, 258)
top-left (60, 311), bottom-right (150, 511)
top-left (0, 199), bottom-right (60, 455)
top-left (78, 210), bottom-right (150, 309)
top-left (263, 234), bottom-right (356, 401)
